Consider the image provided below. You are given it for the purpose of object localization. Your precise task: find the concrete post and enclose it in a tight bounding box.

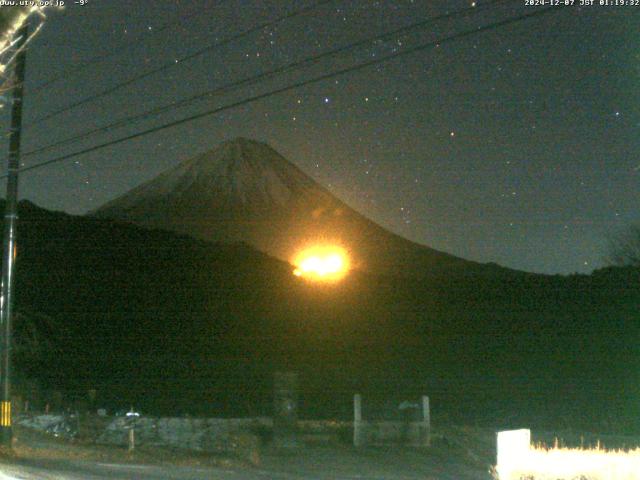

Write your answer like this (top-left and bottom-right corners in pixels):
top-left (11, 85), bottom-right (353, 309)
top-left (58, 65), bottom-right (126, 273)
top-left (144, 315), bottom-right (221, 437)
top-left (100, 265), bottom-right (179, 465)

top-left (353, 394), bottom-right (364, 447)
top-left (273, 371), bottom-right (298, 449)
top-left (421, 395), bottom-right (431, 447)
top-left (354, 393), bottom-right (362, 422)
top-left (422, 396), bottom-right (430, 424)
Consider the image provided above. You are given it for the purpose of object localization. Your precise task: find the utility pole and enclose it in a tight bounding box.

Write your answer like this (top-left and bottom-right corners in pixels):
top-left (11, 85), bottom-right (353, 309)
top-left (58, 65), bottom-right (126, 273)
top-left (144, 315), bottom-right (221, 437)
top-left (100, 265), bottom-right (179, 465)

top-left (0, 23), bottom-right (28, 449)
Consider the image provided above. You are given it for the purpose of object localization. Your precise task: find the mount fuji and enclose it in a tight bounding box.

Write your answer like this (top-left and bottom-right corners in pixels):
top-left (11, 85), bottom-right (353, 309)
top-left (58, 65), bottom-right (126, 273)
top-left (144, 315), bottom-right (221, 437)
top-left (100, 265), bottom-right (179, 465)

top-left (92, 138), bottom-right (486, 275)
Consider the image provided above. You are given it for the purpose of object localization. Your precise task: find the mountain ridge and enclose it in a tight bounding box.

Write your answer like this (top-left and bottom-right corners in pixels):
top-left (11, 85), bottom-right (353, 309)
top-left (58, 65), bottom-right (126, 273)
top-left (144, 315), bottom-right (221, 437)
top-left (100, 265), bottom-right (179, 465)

top-left (92, 138), bottom-right (490, 275)
top-left (6, 198), bottom-right (639, 431)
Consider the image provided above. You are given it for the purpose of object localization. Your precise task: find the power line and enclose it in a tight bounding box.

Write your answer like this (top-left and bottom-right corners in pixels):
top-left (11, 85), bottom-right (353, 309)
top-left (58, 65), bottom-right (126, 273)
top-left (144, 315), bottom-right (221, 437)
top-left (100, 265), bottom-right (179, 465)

top-left (28, 0), bottom-right (335, 127)
top-left (23, 0), bottom-right (510, 159)
top-left (30, 2), bottom-right (221, 93)
top-left (16, 5), bottom-right (560, 175)
top-left (8, 5), bottom-right (562, 178)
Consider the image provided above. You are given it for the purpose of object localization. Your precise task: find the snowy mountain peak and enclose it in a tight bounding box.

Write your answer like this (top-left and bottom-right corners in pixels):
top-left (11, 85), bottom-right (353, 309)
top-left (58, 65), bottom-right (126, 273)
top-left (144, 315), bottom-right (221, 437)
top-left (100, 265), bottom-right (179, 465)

top-left (93, 138), bottom-right (468, 275)
top-left (97, 138), bottom-right (323, 214)
top-left (179, 137), bottom-right (318, 206)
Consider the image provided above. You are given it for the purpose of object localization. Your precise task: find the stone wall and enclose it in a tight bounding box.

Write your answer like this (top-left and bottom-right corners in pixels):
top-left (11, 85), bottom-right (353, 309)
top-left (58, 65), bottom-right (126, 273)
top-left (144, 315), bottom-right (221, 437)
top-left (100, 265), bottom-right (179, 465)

top-left (98, 416), bottom-right (271, 452)
top-left (18, 413), bottom-right (430, 451)
top-left (16, 413), bottom-right (352, 451)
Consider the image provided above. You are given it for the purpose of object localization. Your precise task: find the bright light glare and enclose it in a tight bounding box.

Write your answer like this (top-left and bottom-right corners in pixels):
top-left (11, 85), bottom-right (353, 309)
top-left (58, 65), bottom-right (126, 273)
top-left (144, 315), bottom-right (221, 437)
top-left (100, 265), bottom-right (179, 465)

top-left (292, 246), bottom-right (349, 281)
top-left (496, 429), bottom-right (640, 480)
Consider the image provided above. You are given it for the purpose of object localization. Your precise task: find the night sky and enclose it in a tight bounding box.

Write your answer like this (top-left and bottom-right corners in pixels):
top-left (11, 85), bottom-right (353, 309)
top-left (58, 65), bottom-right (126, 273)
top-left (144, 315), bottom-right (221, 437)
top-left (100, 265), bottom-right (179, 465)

top-left (1, 0), bottom-right (638, 274)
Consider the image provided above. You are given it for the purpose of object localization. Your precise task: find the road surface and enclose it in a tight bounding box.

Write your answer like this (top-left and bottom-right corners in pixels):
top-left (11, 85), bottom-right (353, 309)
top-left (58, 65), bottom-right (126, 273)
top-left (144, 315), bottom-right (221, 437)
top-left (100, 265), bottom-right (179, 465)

top-left (0, 447), bottom-right (491, 480)
top-left (2, 459), bottom-right (290, 480)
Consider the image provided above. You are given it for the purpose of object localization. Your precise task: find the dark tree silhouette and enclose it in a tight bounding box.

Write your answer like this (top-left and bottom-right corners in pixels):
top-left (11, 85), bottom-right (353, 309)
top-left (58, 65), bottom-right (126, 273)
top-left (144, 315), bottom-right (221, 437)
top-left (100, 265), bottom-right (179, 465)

top-left (608, 225), bottom-right (640, 267)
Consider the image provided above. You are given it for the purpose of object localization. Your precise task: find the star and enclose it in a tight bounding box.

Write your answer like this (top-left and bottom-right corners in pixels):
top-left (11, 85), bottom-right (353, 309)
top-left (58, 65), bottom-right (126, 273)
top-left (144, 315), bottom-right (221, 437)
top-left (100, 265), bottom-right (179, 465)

top-left (13, 0), bottom-right (635, 277)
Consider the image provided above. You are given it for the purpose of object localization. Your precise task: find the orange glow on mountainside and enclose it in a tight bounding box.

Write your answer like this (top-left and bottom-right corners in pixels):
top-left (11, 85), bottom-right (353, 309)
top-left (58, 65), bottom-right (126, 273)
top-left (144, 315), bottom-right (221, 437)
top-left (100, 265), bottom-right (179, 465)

top-left (292, 246), bottom-right (350, 281)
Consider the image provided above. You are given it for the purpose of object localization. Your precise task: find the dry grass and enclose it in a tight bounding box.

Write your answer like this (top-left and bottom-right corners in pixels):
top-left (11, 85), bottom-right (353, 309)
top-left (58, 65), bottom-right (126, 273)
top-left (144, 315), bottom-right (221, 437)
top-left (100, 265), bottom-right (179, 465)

top-left (497, 442), bottom-right (640, 479)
